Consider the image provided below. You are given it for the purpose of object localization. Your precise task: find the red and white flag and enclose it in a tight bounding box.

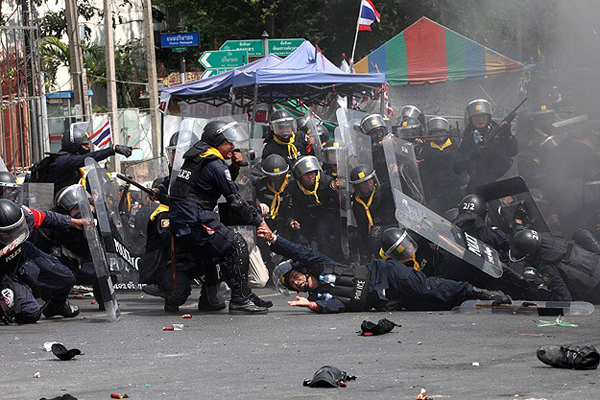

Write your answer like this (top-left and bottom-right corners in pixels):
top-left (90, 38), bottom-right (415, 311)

top-left (91, 115), bottom-right (113, 149)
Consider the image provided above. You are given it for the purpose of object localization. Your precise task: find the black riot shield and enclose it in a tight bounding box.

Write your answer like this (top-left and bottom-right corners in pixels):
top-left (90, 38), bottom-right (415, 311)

top-left (76, 185), bottom-right (120, 322)
top-left (85, 158), bottom-right (143, 290)
top-left (386, 148), bottom-right (503, 278)
top-left (475, 176), bottom-right (550, 233)
top-left (336, 109), bottom-right (374, 263)
top-left (382, 136), bottom-right (425, 204)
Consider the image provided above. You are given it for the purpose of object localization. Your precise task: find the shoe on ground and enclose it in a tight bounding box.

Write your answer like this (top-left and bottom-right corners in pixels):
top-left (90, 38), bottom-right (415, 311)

top-left (537, 345), bottom-right (600, 370)
top-left (42, 300), bottom-right (80, 319)
top-left (248, 292), bottom-right (273, 308)
top-left (229, 299), bottom-right (268, 315)
top-left (142, 284), bottom-right (166, 298)
top-left (164, 302), bottom-right (179, 313)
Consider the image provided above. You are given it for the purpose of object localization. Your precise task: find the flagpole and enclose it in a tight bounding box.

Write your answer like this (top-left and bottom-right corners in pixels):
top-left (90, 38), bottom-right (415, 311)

top-left (350, 0), bottom-right (363, 66)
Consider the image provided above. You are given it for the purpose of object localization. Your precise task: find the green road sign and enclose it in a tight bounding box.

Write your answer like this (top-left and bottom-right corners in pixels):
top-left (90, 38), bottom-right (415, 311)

top-left (220, 40), bottom-right (264, 57)
top-left (171, 47), bottom-right (187, 53)
top-left (199, 50), bottom-right (248, 69)
top-left (201, 68), bottom-right (234, 79)
top-left (268, 39), bottom-right (305, 56)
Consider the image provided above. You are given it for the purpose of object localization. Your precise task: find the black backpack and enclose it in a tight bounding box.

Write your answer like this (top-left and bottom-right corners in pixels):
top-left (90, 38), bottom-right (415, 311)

top-left (27, 155), bottom-right (56, 183)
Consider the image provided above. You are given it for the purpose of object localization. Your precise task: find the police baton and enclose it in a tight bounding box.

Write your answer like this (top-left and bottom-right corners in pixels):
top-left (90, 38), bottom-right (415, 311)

top-left (486, 97), bottom-right (527, 143)
top-left (115, 173), bottom-right (159, 198)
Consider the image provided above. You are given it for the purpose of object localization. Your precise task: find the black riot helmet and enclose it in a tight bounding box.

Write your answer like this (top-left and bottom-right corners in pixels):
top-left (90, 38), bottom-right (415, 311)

top-left (322, 139), bottom-right (341, 166)
top-left (0, 199), bottom-right (28, 247)
top-left (296, 115), bottom-right (310, 134)
top-left (0, 171), bottom-right (21, 203)
top-left (466, 99), bottom-right (493, 122)
top-left (397, 117), bottom-right (423, 139)
top-left (261, 154), bottom-right (289, 177)
top-left (316, 124), bottom-right (329, 144)
top-left (509, 229), bottom-right (542, 262)
top-left (379, 227), bottom-right (418, 263)
top-left (458, 194), bottom-right (488, 219)
top-left (427, 117), bottom-right (450, 136)
top-left (292, 155), bottom-right (321, 179)
top-left (62, 123), bottom-right (92, 155)
top-left (349, 164), bottom-right (376, 186)
top-left (202, 120), bottom-right (248, 147)
top-left (360, 114), bottom-right (387, 141)
top-left (399, 105), bottom-right (425, 125)
top-left (270, 109), bottom-right (297, 140)
top-left (55, 184), bottom-right (82, 216)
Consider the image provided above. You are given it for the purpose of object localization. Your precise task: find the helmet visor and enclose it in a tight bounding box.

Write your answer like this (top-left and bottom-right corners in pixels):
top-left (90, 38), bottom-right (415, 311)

top-left (217, 121), bottom-right (249, 144)
top-left (272, 260), bottom-right (293, 296)
top-left (0, 211), bottom-right (29, 247)
top-left (381, 230), bottom-right (418, 262)
top-left (0, 183), bottom-right (22, 203)
top-left (272, 118), bottom-right (297, 140)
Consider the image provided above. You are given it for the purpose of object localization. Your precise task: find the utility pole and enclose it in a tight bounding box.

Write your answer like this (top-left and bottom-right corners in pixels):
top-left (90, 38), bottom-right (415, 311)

top-left (64, 0), bottom-right (90, 121)
top-left (142, 0), bottom-right (160, 157)
top-left (104, 0), bottom-right (120, 171)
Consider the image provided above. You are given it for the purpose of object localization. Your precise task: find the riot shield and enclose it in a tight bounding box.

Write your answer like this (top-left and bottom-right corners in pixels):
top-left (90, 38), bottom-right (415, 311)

top-left (386, 148), bottom-right (504, 278)
top-left (168, 118), bottom-right (207, 194)
top-left (475, 176), bottom-right (550, 233)
top-left (0, 156), bottom-right (7, 172)
top-left (303, 109), bottom-right (324, 162)
top-left (86, 158), bottom-right (143, 290)
top-left (335, 109), bottom-right (375, 263)
top-left (382, 136), bottom-right (425, 204)
top-left (22, 183), bottom-right (54, 209)
top-left (125, 156), bottom-right (169, 185)
top-left (76, 185), bottom-right (120, 322)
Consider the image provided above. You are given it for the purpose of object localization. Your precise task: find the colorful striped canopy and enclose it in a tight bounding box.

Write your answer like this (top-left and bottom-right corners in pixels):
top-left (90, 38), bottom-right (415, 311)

top-left (354, 17), bottom-right (523, 85)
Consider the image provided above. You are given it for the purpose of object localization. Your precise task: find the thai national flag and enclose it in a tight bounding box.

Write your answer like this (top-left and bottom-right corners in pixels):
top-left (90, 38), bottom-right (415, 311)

top-left (358, 0), bottom-right (380, 31)
top-left (91, 115), bottom-right (113, 149)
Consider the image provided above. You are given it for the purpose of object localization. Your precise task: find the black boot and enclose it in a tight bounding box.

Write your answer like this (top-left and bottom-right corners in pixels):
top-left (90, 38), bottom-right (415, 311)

top-left (248, 292), bottom-right (273, 308)
top-left (42, 300), bottom-right (80, 318)
top-left (572, 228), bottom-right (600, 254)
top-left (142, 284), bottom-right (166, 298)
top-left (470, 287), bottom-right (512, 304)
top-left (537, 345), bottom-right (600, 370)
top-left (198, 283), bottom-right (226, 312)
top-left (229, 299), bottom-right (268, 315)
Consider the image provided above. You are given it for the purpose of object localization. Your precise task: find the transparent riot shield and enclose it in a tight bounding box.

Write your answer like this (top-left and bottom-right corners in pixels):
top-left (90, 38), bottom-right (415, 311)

top-left (125, 156), bottom-right (169, 185)
top-left (475, 176), bottom-right (550, 233)
top-left (85, 158), bottom-right (143, 290)
top-left (168, 118), bottom-right (207, 194)
top-left (304, 109), bottom-right (324, 162)
top-left (0, 183), bottom-right (23, 204)
top-left (386, 146), bottom-right (504, 278)
top-left (336, 109), bottom-right (375, 264)
top-left (22, 183), bottom-right (54, 209)
top-left (76, 185), bottom-right (120, 322)
top-left (0, 156), bottom-right (7, 172)
top-left (382, 136), bottom-right (425, 204)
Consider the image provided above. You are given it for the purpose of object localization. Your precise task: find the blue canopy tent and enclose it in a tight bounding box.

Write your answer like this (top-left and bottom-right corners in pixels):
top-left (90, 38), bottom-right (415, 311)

top-left (233, 41), bottom-right (386, 106)
top-left (161, 54), bottom-right (283, 108)
top-left (160, 41), bottom-right (385, 110)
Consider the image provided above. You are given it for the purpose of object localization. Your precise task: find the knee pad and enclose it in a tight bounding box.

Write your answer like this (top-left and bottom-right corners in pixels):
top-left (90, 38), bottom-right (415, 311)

top-left (14, 309), bottom-right (41, 324)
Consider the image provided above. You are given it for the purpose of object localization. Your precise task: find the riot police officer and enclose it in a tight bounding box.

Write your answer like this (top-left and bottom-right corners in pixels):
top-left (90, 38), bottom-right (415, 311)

top-left (168, 120), bottom-right (270, 314)
top-left (262, 110), bottom-right (305, 167)
top-left (510, 229), bottom-right (600, 303)
top-left (258, 224), bottom-right (510, 313)
top-left (321, 139), bottom-right (341, 179)
top-left (31, 125), bottom-right (133, 194)
top-left (0, 170), bottom-right (23, 203)
top-left (416, 117), bottom-right (462, 214)
top-left (359, 113), bottom-right (390, 184)
top-left (286, 155), bottom-right (341, 259)
top-left (257, 154), bottom-right (293, 230)
top-left (453, 99), bottom-right (518, 193)
top-left (0, 199), bottom-right (83, 323)
top-left (349, 164), bottom-right (396, 259)
top-left (398, 105), bottom-right (425, 126)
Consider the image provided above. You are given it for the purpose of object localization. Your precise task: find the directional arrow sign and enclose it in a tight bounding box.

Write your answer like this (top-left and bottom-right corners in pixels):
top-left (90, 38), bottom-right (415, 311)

top-left (199, 50), bottom-right (248, 69)
top-left (268, 39), bottom-right (305, 56)
top-left (220, 39), bottom-right (264, 57)
top-left (201, 68), bottom-right (234, 79)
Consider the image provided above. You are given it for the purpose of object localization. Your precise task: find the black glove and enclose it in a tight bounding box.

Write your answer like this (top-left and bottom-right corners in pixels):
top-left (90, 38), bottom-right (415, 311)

top-left (114, 145), bottom-right (132, 157)
top-left (359, 318), bottom-right (401, 336)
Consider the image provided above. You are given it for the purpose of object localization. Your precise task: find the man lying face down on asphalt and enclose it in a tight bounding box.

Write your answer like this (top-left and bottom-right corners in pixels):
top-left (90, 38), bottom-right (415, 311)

top-left (257, 224), bottom-right (511, 313)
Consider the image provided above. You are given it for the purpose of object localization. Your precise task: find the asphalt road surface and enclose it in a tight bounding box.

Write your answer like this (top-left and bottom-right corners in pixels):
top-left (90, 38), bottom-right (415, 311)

top-left (2, 288), bottom-right (599, 400)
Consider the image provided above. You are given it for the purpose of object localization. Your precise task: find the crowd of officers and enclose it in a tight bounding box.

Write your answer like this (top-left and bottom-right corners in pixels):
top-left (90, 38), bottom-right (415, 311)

top-left (1, 94), bottom-right (600, 323)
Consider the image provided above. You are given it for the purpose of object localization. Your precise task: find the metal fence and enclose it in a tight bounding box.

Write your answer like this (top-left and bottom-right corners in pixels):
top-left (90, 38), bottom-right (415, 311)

top-left (0, 25), bottom-right (44, 172)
